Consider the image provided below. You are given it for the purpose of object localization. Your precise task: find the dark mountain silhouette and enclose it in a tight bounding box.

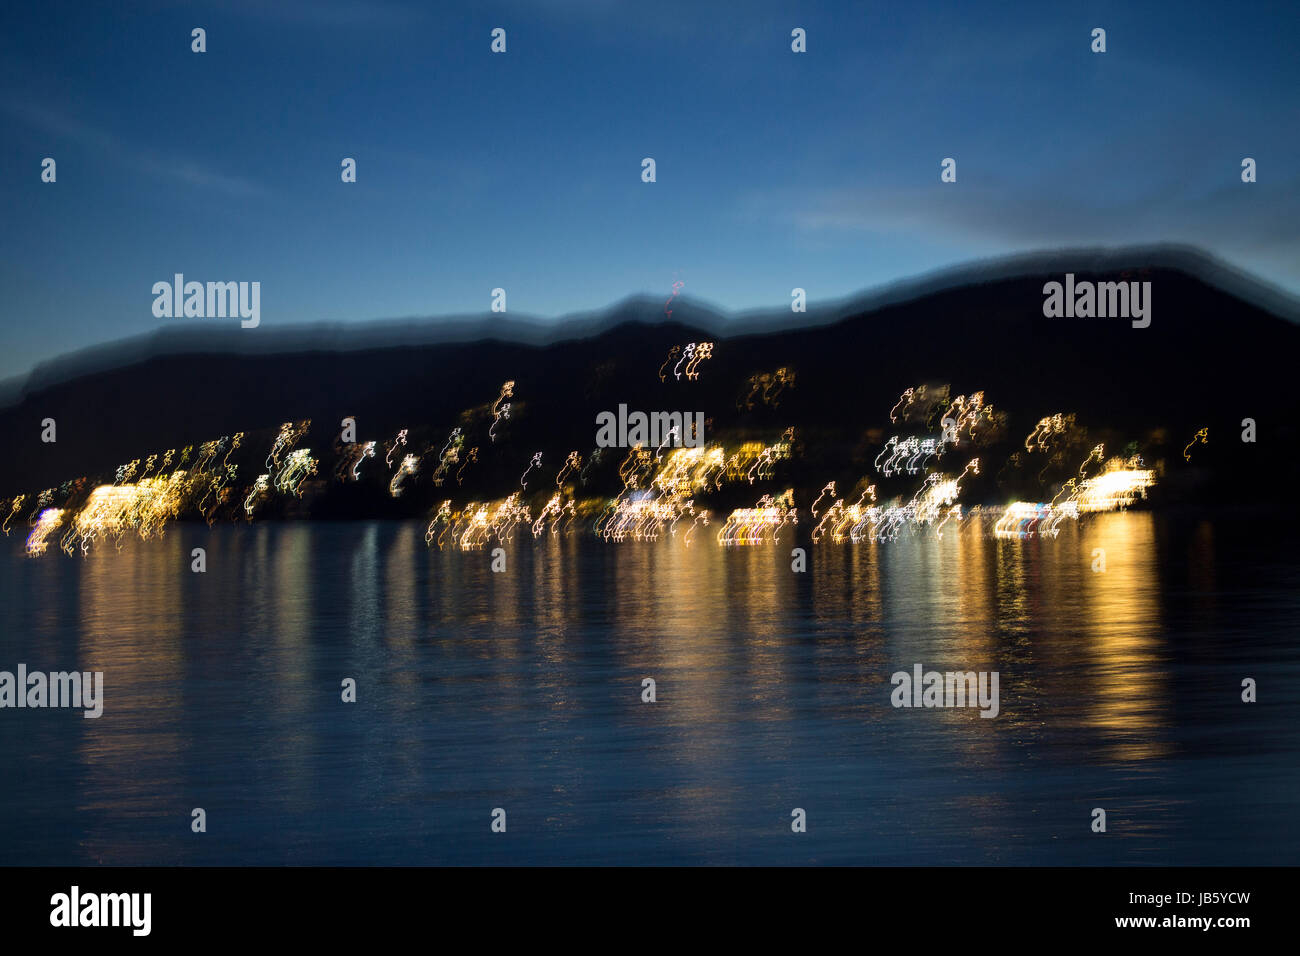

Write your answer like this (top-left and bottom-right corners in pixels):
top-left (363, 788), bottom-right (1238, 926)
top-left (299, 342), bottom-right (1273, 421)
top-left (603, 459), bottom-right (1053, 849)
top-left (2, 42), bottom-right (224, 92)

top-left (2, 245), bottom-right (1295, 515)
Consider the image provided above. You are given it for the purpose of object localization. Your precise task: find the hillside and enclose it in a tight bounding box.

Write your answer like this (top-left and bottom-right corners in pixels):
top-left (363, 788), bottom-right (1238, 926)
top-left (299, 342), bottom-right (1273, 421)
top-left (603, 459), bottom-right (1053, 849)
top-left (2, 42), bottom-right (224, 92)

top-left (2, 249), bottom-right (1296, 516)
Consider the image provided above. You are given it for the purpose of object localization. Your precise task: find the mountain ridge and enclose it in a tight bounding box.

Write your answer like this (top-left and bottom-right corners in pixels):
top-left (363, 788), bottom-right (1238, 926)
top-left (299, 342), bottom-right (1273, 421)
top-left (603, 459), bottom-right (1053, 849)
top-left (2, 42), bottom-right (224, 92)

top-left (4, 243), bottom-right (1296, 410)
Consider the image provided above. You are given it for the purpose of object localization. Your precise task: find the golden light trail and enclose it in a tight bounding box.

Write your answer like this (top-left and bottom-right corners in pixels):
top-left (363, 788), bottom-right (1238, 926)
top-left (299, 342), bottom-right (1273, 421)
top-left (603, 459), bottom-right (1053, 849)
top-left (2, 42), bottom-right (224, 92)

top-left (384, 428), bottom-right (408, 468)
top-left (520, 452), bottom-right (543, 490)
top-left (275, 448), bottom-right (317, 496)
top-left (389, 454), bottom-right (419, 497)
top-left (2, 496), bottom-right (26, 535)
top-left (556, 451), bottom-right (581, 488)
top-left (456, 447), bottom-right (478, 485)
top-left (718, 491), bottom-right (797, 546)
top-left (244, 475), bottom-right (271, 516)
top-left (685, 342), bottom-right (713, 380)
top-left (995, 452), bottom-right (1155, 538)
top-left (424, 500), bottom-right (453, 547)
top-left (25, 509), bottom-right (65, 556)
top-left (658, 345), bottom-right (680, 383)
top-left (489, 381), bottom-right (514, 442)
top-left (267, 421), bottom-right (309, 471)
top-left (1025, 413), bottom-right (1074, 454)
top-left (431, 428), bottom-right (462, 486)
top-left (740, 369), bottom-right (796, 410)
top-left (350, 441), bottom-right (377, 481)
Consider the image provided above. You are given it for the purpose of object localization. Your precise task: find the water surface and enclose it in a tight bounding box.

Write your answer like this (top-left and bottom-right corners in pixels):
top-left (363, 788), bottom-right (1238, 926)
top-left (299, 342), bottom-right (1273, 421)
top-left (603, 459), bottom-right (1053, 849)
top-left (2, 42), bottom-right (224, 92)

top-left (1, 512), bottom-right (1296, 865)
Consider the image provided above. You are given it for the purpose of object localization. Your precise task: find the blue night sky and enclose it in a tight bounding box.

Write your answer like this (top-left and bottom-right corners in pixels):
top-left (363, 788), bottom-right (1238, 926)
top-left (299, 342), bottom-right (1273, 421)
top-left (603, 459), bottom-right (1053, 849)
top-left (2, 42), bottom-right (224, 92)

top-left (1, 0), bottom-right (1297, 381)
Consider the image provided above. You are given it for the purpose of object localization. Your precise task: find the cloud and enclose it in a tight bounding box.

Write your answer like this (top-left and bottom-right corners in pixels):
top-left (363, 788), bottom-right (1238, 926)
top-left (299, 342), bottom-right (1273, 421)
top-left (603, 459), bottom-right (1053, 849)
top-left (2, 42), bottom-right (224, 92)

top-left (741, 176), bottom-right (1300, 283)
top-left (2, 101), bottom-right (268, 199)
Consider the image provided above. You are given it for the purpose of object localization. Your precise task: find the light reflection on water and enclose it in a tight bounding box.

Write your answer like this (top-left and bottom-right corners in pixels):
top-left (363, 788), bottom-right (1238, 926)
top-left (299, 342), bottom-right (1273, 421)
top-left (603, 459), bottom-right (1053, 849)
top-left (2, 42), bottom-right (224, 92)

top-left (0, 511), bottom-right (1297, 865)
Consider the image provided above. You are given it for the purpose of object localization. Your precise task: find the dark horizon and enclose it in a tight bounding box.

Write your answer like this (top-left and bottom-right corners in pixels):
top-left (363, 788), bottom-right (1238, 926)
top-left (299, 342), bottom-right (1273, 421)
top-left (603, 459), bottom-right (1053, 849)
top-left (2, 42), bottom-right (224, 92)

top-left (4, 242), bottom-right (1299, 408)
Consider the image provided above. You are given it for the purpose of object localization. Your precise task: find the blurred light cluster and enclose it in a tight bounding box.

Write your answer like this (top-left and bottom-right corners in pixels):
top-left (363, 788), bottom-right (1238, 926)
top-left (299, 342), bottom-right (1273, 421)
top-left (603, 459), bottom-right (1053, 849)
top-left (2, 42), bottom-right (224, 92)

top-left (811, 460), bottom-right (979, 544)
top-left (995, 450), bottom-right (1155, 538)
top-left (658, 342), bottom-right (715, 382)
top-left (25, 508), bottom-right (66, 556)
top-left (738, 367), bottom-right (795, 410)
top-left (993, 501), bottom-right (1078, 539)
top-left (424, 494), bottom-right (536, 550)
top-left (718, 491), bottom-right (797, 545)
